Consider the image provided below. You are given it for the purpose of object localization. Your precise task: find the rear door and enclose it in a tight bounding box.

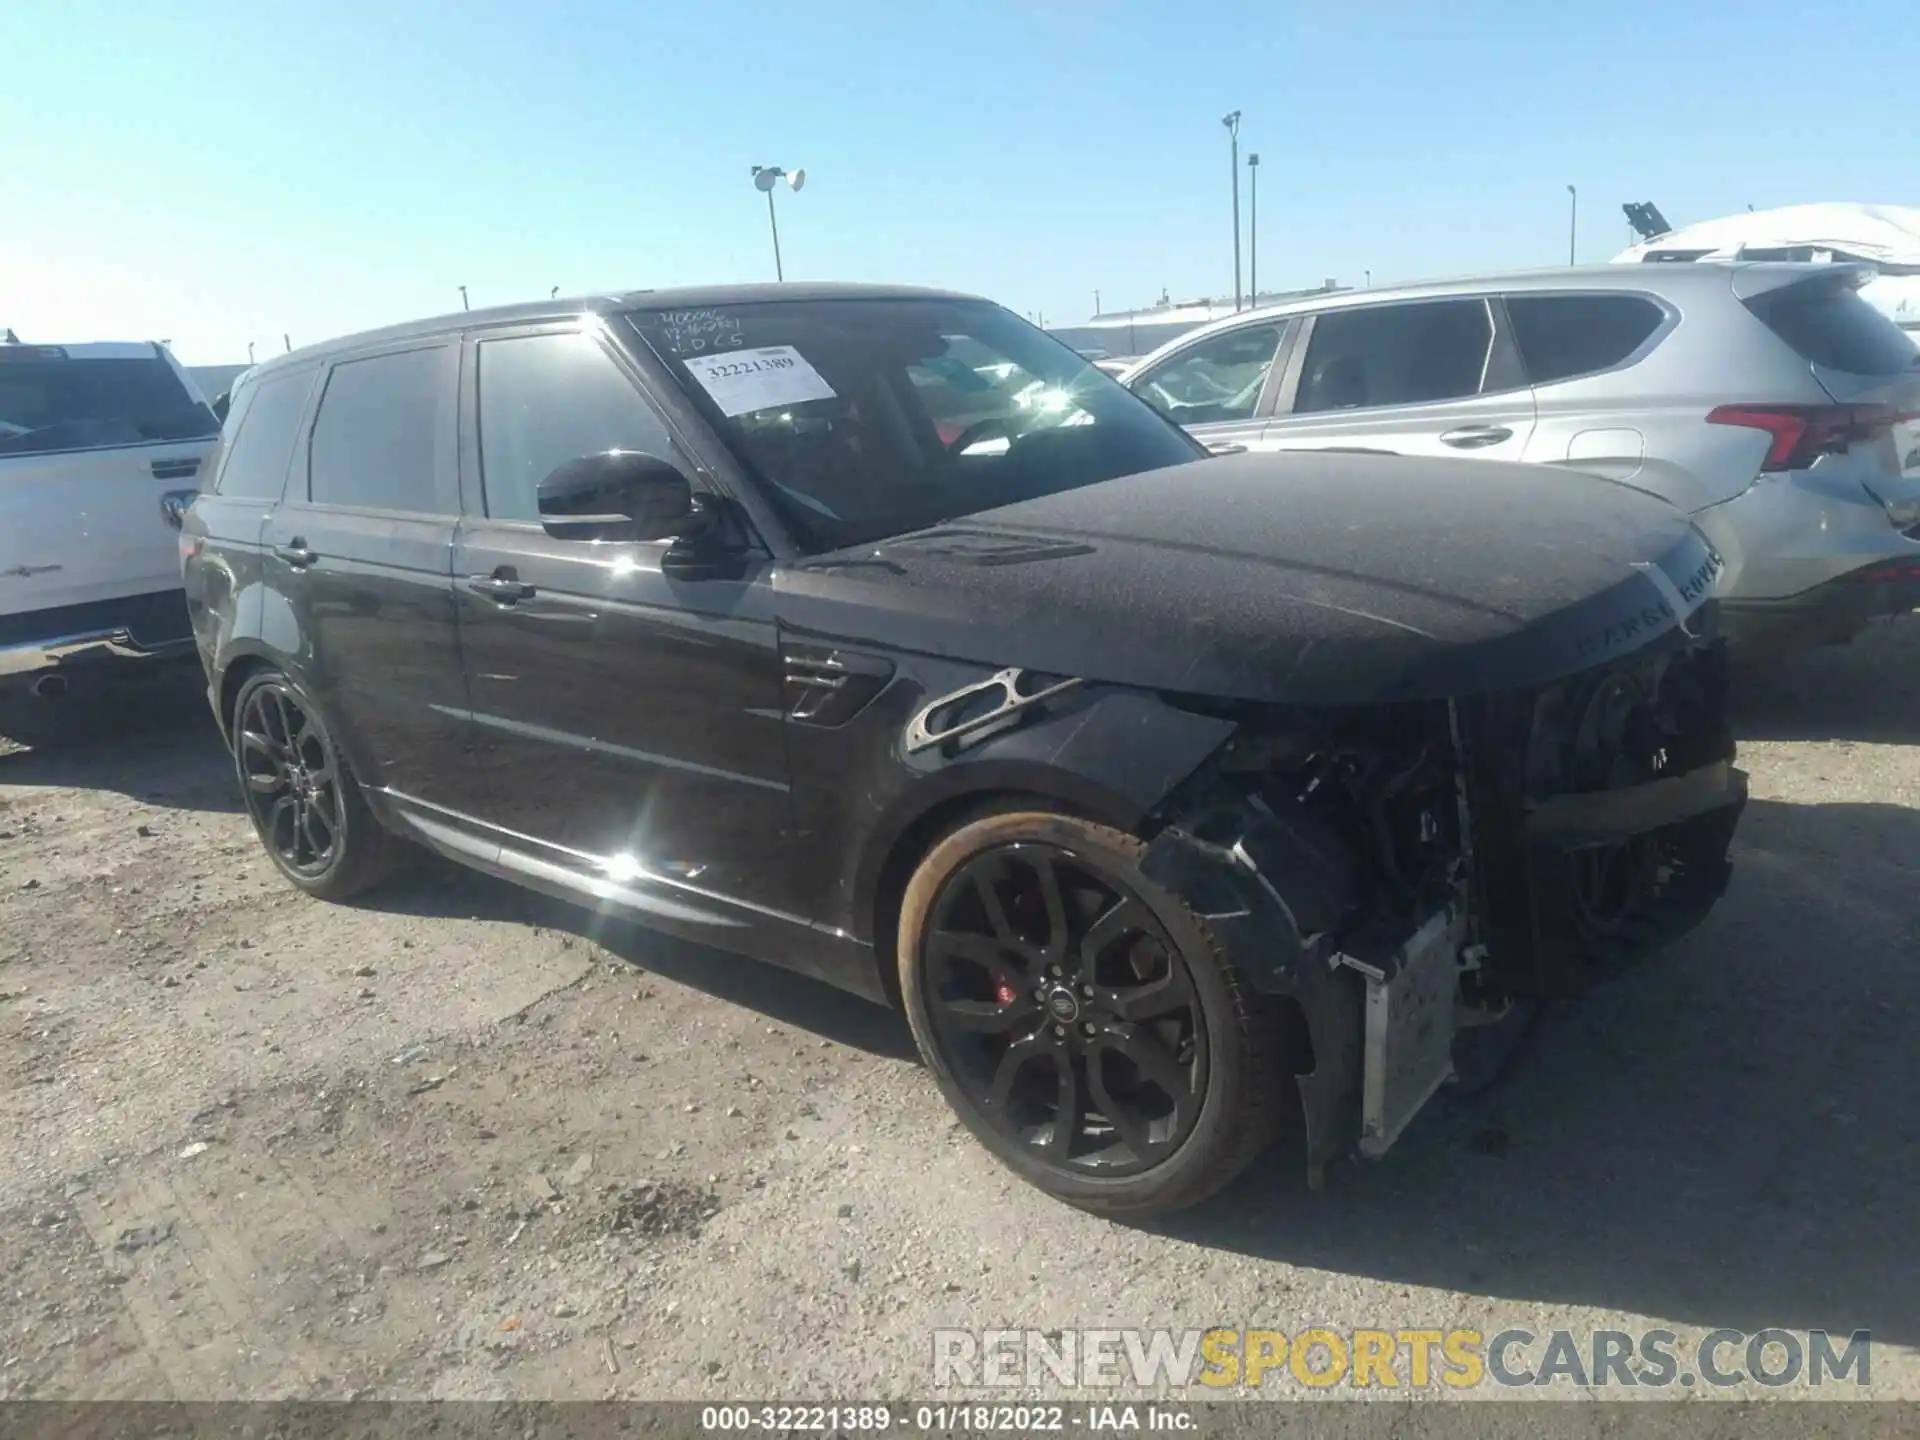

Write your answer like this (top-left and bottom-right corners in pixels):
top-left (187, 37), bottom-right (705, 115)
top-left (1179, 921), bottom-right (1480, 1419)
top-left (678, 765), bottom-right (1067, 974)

top-left (261, 341), bottom-right (478, 809)
top-left (182, 364), bottom-right (320, 684)
top-left (0, 343), bottom-right (220, 619)
top-left (1126, 319), bottom-right (1295, 453)
top-left (1263, 297), bottom-right (1537, 460)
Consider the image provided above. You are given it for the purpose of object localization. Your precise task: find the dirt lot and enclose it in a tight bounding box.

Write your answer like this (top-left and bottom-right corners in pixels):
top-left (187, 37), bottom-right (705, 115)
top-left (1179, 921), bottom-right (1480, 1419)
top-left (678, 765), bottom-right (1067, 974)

top-left (1, 624), bottom-right (1916, 1403)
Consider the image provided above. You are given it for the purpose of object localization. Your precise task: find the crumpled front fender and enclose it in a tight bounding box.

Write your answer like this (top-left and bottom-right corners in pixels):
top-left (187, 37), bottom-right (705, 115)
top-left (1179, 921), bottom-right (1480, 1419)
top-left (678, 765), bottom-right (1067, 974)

top-left (1141, 792), bottom-right (1363, 1186)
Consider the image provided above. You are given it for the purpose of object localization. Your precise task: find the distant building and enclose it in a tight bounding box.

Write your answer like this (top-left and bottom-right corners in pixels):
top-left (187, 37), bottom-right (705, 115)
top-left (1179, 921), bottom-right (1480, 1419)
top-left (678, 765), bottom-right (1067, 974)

top-left (187, 364), bottom-right (250, 400)
top-left (1049, 281), bottom-right (1348, 361)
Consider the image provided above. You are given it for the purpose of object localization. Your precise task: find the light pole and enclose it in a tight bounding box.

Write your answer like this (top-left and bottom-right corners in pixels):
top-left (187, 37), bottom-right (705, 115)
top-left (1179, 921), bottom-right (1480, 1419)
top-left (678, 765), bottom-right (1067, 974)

top-left (1222, 112), bottom-right (1242, 310)
top-left (1246, 152), bottom-right (1260, 306)
top-left (1566, 185), bottom-right (1577, 265)
top-left (458, 285), bottom-right (469, 311)
top-left (751, 165), bottom-right (807, 282)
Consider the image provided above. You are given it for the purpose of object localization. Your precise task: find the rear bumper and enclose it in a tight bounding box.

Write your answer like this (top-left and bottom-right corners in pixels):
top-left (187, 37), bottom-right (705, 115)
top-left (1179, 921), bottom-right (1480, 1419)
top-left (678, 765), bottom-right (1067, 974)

top-left (0, 590), bottom-right (195, 680)
top-left (1718, 555), bottom-right (1920, 647)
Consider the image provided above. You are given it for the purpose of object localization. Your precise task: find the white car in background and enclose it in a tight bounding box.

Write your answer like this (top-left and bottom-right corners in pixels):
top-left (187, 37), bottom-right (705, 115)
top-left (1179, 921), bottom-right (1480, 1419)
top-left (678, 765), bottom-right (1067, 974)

top-left (1615, 202), bottom-right (1920, 343)
top-left (0, 339), bottom-right (220, 746)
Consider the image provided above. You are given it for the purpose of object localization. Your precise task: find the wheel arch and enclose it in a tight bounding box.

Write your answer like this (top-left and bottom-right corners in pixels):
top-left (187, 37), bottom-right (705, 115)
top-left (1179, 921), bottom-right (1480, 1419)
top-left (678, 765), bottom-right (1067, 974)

top-left (864, 775), bottom-right (1119, 1012)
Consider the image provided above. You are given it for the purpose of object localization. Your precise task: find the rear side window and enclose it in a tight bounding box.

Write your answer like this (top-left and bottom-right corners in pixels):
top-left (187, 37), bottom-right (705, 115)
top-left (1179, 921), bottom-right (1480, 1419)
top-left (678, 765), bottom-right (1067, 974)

top-left (1293, 300), bottom-right (1492, 414)
top-left (1507, 294), bottom-right (1666, 385)
top-left (307, 346), bottom-right (451, 513)
top-left (476, 332), bottom-right (676, 522)
top-left (1746, 279), bottom-right (1919, 376)
top-left (0, 351), bottom-right (218, 457)
top-left (212, 369), bottom-right (313, 501)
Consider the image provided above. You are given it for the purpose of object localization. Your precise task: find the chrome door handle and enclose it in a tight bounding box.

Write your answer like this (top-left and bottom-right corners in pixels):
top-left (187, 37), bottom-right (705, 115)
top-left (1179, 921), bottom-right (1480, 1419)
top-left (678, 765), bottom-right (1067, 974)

top-left (466, 574), bottom-right (535, 603)
top-left (1439, 426), bottom-right (1513, 449)
top-left (273, 540), bottom-right (318, 568)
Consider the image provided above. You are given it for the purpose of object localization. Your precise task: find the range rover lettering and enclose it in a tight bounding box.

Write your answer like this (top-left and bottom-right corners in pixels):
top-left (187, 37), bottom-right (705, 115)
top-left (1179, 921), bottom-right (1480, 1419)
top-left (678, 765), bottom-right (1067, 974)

top-left (181, 286), bottom-right (1746, 1215)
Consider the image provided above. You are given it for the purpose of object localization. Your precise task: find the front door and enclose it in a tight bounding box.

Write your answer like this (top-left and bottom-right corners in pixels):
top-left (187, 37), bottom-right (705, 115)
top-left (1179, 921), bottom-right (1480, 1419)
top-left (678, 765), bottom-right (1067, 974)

top-left (451, 324), bottom-right (794, 928)
top-left (1264, 297), bottom-right (1538, 461)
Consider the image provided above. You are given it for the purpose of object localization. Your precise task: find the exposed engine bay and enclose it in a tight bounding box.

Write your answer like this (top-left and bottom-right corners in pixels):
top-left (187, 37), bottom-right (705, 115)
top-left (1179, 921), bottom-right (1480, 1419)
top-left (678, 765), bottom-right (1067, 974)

top-left (1137, 632), bottom-right (1746, 1178)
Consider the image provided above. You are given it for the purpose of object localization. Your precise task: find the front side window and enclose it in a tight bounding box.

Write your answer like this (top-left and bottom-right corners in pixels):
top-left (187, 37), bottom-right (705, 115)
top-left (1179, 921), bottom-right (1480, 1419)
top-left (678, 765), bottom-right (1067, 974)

top-left (629, 298), bottom-right (1201, 553)
top-left (1293, 299), bottom-right (1493, 414)
top-left (1507, 294), bottom-right (1666, 385)
top-left (476, 331), bottom-right (677, 523)
top-left (1132, 324), bottom-right (1284, 425)
top-left (0, 350), bottom-right (218, 457)
top-left (307, 346), bottom-right (449, 513)
top-left (214, 368), bottom-right (314, 500)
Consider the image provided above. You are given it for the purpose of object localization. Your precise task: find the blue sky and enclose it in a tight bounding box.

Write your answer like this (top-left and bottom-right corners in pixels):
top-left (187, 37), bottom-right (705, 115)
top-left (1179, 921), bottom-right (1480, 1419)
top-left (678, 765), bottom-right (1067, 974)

top-left (2, 0), bottom-right (1909, 363)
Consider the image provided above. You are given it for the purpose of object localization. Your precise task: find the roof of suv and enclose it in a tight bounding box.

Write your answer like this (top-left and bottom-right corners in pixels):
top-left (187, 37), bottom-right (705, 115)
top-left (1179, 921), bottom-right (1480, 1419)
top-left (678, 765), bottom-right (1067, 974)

top-left (244, 282), bottom-right (979, 383)
top-left (1127, 261), bottom-right (1866, 366)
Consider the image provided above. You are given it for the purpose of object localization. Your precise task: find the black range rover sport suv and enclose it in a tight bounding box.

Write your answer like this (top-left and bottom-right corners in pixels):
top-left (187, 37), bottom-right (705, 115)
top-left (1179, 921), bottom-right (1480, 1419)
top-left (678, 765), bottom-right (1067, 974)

top-left (182, 284), bottom-right (1746, 1216)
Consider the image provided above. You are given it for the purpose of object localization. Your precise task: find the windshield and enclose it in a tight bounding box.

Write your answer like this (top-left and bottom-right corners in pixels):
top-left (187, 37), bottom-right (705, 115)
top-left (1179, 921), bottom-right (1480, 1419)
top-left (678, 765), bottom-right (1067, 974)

top-left (0, 351), bottom-right (219, 457)
top-left (628, 297), bottom-right (1203, 552)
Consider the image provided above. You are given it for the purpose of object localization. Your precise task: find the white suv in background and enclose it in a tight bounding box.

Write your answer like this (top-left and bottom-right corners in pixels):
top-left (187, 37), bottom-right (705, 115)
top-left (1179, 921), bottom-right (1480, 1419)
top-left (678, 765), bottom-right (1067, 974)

top-left (1121, 263), bottom-right (1920, 650)
top-left (0, 339), bottom-right (219, 745)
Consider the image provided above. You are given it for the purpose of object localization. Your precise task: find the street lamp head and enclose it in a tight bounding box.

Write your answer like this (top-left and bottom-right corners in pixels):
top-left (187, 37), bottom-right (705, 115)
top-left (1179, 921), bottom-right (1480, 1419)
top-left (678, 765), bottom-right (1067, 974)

top-left (1248, 152), bottom-right (1261, 167)
top-left (1221, 110), bottom-right (1240, 136)
top-left (1567, 183), bottom-right (1576, 196)
top-left (753, 165), bottom-right (805, 193)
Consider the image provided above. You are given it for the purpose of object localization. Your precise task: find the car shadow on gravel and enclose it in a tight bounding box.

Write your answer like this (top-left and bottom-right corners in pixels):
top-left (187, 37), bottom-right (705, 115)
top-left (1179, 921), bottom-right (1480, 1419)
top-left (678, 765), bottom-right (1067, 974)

top-left (360, 855), bottom-right (918, 1061)
top-left (1731, 613), bottom-right (1920, 743)
top-left (1149, 794), bottom-right (1920, 1347)
top-left (0, 668), bottom-right (238, 813)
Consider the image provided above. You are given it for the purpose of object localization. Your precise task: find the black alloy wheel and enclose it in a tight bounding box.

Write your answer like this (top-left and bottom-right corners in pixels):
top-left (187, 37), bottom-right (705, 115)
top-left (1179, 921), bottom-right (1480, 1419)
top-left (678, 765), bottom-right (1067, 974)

top-left (231, 671), bottom-right (397, 899)
top-left (921, 842), bottom-right (1207, 1174)
top-left (237, 679), bottom-right (342, 877)
top-left (898, 811), bottom-right (1290, 1216)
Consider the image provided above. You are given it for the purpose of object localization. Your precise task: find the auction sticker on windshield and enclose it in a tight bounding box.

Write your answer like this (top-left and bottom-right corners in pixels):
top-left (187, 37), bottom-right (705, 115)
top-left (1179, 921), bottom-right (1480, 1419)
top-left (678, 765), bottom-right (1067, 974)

top-left (684, 345), bottom-right (837, 416)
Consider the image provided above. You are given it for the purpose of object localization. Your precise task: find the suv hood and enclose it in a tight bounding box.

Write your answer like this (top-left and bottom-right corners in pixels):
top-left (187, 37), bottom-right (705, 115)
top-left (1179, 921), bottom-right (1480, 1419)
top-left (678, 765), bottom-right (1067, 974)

top-left (775, 451), bottom-right (1723, 705)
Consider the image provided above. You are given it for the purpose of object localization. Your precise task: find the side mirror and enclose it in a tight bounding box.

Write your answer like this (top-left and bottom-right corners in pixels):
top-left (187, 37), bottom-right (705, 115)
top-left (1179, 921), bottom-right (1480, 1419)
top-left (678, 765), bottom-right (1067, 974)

top-left (536, 451), bottom-right (703, 543)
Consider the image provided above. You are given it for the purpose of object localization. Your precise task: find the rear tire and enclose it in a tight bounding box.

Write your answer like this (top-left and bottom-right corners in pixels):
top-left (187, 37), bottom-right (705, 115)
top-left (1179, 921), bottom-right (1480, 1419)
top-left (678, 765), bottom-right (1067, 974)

top-left (0, 685), bottom-right (66, 750)
top-left (897, 810), bottom-right (1286, 1217)
top-left (230, 670), bottom-right (398, 900)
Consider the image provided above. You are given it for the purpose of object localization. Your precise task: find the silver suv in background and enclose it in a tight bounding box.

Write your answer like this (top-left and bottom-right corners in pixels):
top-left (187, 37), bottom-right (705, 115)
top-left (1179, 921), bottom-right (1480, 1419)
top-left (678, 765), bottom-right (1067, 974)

top-left (1120, 264), bottom-right (1920, 649)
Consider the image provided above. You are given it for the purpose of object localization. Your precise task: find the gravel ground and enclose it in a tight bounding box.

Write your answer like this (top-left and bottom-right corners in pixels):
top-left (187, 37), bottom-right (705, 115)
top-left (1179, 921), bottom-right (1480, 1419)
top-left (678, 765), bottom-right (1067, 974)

top-left (0, 622), bottom-right (1916, 1404)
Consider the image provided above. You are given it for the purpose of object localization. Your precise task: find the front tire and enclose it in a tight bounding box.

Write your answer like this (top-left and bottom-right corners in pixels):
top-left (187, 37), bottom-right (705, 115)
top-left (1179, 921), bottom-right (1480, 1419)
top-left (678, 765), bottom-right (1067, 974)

top-left (897, 811), bottom-right (1286, 1217)
top-left (230, 670), bottom-right (397, 900)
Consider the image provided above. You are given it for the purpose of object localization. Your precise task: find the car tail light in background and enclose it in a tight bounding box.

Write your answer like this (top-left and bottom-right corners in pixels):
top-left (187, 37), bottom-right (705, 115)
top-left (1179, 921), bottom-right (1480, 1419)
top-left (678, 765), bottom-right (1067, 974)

top-left (1707, 403), bottom-right (1917, 471)
top-left (1849, 557), bottom-right (1920, 583)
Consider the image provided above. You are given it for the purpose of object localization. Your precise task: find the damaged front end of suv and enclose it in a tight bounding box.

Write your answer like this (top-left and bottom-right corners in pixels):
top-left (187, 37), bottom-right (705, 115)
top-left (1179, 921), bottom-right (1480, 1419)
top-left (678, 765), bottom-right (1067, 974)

top-left (1138, 630), bottom-right (1744, 1183)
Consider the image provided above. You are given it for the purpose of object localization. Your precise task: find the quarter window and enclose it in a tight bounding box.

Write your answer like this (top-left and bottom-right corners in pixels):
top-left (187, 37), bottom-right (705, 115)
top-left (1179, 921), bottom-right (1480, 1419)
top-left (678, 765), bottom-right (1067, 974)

top-left (213, 369), bottom-right (313, 501)
top-left (476, 332), bottom-right (677, 523)
top-left (1507, 294), bottom-right (1665, 384)
top-left (1132, 324), bottom-right (1284, 425)
top-left (1293, 300), bottom-right (1493, 414)
top-left (307, 347), bottom-right (450, 513)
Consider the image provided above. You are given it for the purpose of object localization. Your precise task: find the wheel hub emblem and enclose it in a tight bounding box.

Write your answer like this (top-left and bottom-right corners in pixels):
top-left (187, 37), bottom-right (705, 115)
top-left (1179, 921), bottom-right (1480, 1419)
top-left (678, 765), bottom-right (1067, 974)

top-left (1045, 988), bottom-right (1081, 1023)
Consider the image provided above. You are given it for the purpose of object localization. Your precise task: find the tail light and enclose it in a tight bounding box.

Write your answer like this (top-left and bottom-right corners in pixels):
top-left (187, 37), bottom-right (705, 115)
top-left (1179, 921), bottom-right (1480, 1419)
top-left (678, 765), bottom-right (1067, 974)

top-left (1707, 403), bottom-right (1915, 472)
